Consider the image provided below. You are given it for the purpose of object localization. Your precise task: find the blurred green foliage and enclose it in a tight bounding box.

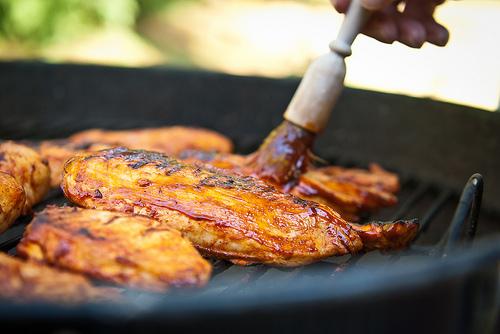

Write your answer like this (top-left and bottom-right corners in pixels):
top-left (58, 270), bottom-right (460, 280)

top-left (0, 0), bottom-right (318, 50)
top-left (0, 0), bottom-right (185, 47)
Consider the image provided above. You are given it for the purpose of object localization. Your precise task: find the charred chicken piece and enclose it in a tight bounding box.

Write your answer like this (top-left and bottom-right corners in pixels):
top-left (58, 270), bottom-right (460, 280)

top-left (0, 252), bottom-right (122, 304)
top-left (17, 205), bottom-right (212, 293)
top-left (180, 150), bottom-right (399, 222)
top-left (291, 164), bottom-right (400, 222)
top-left (0, 141), bottom-right (50, 215)
top-left (0, 172), bottom-right (26, 235)
top-left (29, 126), bottom-right (234, 188)
top-left (61, 148), bottom-right (417, 267)
top-left (349, 219), bottom-right (419, 252)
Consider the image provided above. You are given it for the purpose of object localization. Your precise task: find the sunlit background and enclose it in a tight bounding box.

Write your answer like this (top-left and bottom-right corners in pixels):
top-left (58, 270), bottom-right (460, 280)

top-left (0, 0), bottom-right (499, 111)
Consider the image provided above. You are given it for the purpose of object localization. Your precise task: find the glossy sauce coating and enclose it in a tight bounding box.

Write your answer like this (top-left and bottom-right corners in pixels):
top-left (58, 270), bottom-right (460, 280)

top-left (62, 147), bottom-right (363, 267)
top-left (291, 164), bottom-right (399, 222)
top-left (178, 151), bottom-right (418, 251)
top-left (181, 155), bottom-right (400, 223)
top-left (245, 121), bottom-right (315, 191)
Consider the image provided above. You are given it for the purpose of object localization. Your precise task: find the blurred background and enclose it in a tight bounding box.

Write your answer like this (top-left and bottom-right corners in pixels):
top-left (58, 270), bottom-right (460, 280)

top-left (0, 0), bottom-right (499, 111)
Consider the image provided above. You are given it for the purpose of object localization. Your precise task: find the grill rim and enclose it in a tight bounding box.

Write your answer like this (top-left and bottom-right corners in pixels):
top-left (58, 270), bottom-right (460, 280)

top-left (0, 235), bottom-right (498, 326)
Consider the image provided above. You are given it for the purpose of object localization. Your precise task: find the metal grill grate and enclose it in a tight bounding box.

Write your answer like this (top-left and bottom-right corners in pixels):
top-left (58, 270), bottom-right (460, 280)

top-left (1, 169), bottom-right (484, 302)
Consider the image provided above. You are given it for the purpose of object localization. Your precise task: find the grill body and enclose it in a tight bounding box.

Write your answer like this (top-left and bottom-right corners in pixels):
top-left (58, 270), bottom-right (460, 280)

top-left (0, 61), bottom-right (499, 333)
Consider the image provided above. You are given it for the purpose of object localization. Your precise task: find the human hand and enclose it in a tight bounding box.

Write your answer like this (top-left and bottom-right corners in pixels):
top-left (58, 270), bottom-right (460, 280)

top-left (331, 0), bottom-right (449, 48)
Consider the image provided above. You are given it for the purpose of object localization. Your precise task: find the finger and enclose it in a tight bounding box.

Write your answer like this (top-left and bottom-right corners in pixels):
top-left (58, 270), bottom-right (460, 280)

top-left (423, 20), bottom-right (449, 46)
top-left (404, 0), bottom-right (450, 46)
top-left (361, 10), bottom-right (399, 44)
top-left (364, 6), bottom-right (427, 48)
top-left (396, 16), bottom-right (427, 48)
top-left (332, 0), bottom-right (399, 44)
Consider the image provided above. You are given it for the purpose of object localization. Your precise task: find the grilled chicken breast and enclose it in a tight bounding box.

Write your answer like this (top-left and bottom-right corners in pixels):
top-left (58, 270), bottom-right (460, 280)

top-left (17, 205), bottom-right (212, 293)
top-left (0, 172), bottom-right (26, 235)
top-left (61, 148), bottom-right (363, 266)
top-left (0, 141), bottom-right (50, 214)
top-left (32, 140), bottom-right (111, 188)
top-left (67, 126), bottom-right (234, 155)
top-left (61, 148), bottom-right (417, 267)
top-left (0, 252), bottom-right (122, 304)
top-left (30, 126), bottom-right (234, 188)
top-left (180, 150), bottom-right (399, 222)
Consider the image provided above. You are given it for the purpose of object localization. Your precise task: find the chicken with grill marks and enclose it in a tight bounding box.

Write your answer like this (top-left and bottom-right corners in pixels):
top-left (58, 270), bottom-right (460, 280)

top-left (290, 164), bottom-right (399, 222)
top-left (180, 150), bottom-right (399, 222)
top-left (0, 172), bottom-right (26, 235)
top-left (61, 148), bottom-right (417, 267)
top-left (17, 205), bottom-right (212, 293)
top-left (0, 141), bottom-right (50, 215)
top-left (0, 251), bottom-right (122, 304)
top-left (28, 126), bottom-right (234, 188)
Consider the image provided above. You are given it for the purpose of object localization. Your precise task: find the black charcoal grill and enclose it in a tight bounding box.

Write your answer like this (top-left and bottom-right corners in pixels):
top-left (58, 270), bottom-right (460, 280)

top-left (1, 61), bottom-right (499, 334)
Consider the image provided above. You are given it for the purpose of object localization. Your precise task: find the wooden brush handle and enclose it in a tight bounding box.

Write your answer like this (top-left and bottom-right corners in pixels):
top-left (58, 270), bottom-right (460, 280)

top-left (329, 0), bottom-right (372, 57)
top-left (283, 0), bottom-right (371, 134)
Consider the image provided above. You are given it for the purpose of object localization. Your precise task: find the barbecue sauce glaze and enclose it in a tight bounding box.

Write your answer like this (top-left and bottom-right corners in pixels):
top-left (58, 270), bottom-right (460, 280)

top-left (245, 120), bottom-right (315, 192)
top-left (61, 147), bottom-right (363, 267)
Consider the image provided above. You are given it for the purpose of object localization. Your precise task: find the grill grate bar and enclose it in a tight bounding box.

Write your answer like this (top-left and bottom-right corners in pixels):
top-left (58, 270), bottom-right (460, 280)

top-left (389, 180), bottom-right (431, 221)
top-left (415, 188), bottom-right (453, 239)
top-left (220, 265), bottom-right (269, 296)
top-left (330, 251), bottom-right (366, 276)
top-left (371, 177), bottom-right (475, 266)
top-left (259, 266), bottom-right (309, 290)
top-left (280, 265), bottom-right (308, 283)
top-left (0, 236), bottom-right (22, 253)
top-left (210, 259), bottom-right (233, 278)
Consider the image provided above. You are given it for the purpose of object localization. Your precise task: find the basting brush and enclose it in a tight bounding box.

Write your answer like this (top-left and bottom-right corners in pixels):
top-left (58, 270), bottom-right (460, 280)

top-left (247, 0), bottom-right (372, 189)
